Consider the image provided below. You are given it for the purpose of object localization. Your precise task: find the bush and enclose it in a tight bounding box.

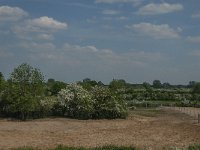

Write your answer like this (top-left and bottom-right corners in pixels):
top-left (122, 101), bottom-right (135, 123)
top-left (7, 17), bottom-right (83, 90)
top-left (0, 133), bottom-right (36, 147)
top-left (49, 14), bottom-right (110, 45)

top-left (57, 83), bottom-right (94, 119)
top-left (56, 83), bottom-right (128, 119)
top-left (92, 86), bottom-right (128, 119)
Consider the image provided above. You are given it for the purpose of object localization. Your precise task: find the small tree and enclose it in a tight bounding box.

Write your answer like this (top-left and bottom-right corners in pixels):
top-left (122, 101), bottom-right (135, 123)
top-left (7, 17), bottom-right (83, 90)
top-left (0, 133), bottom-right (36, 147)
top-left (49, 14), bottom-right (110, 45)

top-left (2, 63), bottom-right (45, 120)
top-left (153, 80), bottom-right (162, 89)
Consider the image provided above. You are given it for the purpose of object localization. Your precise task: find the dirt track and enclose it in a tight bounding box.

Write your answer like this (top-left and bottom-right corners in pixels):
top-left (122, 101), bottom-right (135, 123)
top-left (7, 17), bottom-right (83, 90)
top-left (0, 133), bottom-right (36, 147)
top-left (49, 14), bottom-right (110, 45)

top-left (0, 109), bottom-right (200, 150)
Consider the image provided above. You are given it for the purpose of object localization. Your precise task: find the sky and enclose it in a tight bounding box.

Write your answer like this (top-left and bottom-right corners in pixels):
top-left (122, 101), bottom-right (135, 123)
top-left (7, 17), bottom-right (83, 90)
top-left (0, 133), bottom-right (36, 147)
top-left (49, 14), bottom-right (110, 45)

top-left (0, 0), bottom-right (200, 84)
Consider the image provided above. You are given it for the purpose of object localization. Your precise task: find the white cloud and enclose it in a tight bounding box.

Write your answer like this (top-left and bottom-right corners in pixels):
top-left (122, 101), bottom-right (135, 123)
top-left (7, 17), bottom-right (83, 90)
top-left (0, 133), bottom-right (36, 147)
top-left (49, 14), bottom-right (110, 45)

top-left (95, 0), bottom-right (142, 5)
top-left (187, 36), bottom-right (200, 43)
top-left (192, 12), bottom-right (200, 19)
top-left (0, 5), bottom-right (28, 21)
top-left (27, 16), bottom-right (67, 30)
top-left (13, 16), bottom-right (68, 41)
top-left (127, 22), bottom-right (180, 39)
top-left (137, 3), bottom-right (183, 15)
top-left (102, 10), bottom-right (120, 15)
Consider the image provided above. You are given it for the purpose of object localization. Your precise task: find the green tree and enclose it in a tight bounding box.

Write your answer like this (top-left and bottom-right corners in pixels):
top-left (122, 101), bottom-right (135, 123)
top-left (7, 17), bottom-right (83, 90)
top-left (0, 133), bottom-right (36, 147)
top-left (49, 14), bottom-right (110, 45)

top-left (109, 79), bottom-right (127, 91)
top-left (79, 78), bottom-right (98, 90)
top-left (3, 63), bottom-right (45, 120)
top-left (153, 80), bottom-right (162, 89)
top-left (46, 79), bottom-right (66, 95)
top-left (0, 72), bottom-right (5, 92)
top-left (192, 82), bottom-right (200, 94)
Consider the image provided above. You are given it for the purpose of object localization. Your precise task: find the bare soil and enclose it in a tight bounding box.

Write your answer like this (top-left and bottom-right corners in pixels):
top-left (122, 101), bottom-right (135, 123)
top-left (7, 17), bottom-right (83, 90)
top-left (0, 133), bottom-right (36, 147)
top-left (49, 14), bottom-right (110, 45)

top-left (0, 108), bottom-right (200, 150)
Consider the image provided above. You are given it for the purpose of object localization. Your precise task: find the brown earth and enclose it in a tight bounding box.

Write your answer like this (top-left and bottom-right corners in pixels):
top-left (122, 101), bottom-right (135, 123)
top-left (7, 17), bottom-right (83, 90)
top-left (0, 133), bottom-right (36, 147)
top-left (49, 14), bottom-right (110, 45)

top-left (0, 108), bottom-right (199, 150)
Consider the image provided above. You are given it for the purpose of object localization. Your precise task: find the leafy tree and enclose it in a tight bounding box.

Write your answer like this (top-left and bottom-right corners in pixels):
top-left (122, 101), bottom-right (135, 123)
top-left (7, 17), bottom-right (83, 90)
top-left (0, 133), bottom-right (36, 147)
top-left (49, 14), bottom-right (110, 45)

top-left (2, 63), bottom-right (45, 120)
top-left (46, 79), bottom-right (66, 95)
top-left (153, 80), bottom-right (162, 89)
top-left (109, 79), bottom-right (127, 91)
top-left (192, 82), bottom-right (200, 94)
top-left (79, 78), bottom-right (98, 90)
top-left (162, 82), bottom-right (171, 89)
top-left (0, 72), bottom-right (5, 92)
top-left (188, 81), bottom-right (196, 88)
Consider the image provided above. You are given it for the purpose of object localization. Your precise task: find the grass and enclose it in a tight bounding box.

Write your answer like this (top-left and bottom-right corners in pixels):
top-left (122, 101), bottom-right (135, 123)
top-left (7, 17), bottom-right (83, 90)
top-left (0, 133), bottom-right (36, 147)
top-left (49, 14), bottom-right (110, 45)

top-left (12, 145), bottom-right (136, 150)
top-left (11, 145), bottom-right (200, 150)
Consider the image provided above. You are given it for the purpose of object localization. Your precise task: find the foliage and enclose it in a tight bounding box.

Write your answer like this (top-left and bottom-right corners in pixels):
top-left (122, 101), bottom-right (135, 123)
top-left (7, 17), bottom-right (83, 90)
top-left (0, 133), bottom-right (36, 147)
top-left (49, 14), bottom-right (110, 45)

top-left (0, 72), bottom-right (5, 93)
top-left (57, 83), bottom-right (94, 119)
top-left (56, 83), bottom-right (128, 119)
top-left (109, 79), bottom-right (127, 91)
top-left (153, 80), bottom-right (162, 89)
top-left (0, 63), bottom-right (45, 120)
top-left (46, 79), bottom-right (66, 96)
top-left (192, 82), bottom-right (200, 94)
top-left (92, 86), bottom-right (128, 119)
top-left (187, 144), bottom-right (200, 150)
top-left (37, 96), bottom-right (57, 117)
top-left (78, 78), bottom-right (99, 91)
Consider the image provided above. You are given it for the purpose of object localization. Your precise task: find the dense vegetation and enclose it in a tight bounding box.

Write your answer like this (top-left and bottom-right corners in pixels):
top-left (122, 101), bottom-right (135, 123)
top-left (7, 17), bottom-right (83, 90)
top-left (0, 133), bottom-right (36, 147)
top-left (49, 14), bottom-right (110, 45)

top-left (0, 63), bottom-right (200, 120)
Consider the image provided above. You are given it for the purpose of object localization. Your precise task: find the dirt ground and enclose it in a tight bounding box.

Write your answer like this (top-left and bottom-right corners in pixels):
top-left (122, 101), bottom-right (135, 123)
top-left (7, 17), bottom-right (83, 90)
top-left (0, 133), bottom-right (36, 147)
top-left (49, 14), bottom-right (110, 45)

top-left (0, 108), bottom-right (200, 150)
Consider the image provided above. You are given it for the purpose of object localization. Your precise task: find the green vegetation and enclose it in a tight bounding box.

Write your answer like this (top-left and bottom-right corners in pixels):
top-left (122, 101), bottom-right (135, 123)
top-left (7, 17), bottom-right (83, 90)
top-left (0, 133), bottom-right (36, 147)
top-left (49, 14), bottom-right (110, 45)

top-left (55, 83), bottom-right (127, 119)
top-left (0, 63), bottom-right (200, 120)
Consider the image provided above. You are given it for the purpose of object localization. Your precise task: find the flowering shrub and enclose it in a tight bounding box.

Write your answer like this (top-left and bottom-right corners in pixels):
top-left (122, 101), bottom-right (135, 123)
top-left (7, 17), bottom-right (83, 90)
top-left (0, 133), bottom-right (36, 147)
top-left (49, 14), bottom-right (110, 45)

top-left (38, 96), bottom-right (57, 117)
top-left (57, 83), bottom-right (94, 119)
top-left (56, 83), bottom-right (128, 119)
top-left (92, 86), bottom-right (128, 119)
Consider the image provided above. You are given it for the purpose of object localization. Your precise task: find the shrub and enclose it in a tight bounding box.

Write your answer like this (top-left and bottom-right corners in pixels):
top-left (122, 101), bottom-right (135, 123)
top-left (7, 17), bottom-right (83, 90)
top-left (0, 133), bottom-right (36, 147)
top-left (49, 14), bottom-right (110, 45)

top-left (92, 86), bottom-right (128, 119)
top-left (56, 83), bottom-right (128, 119)
top-left (57, 83), bottom-right (94, 119)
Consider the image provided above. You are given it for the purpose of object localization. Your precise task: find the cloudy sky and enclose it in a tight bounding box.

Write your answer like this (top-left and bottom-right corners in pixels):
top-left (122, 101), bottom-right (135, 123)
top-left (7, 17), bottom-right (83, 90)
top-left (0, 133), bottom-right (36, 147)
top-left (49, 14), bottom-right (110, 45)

top-left (0, 0), bottom-right (200, 84)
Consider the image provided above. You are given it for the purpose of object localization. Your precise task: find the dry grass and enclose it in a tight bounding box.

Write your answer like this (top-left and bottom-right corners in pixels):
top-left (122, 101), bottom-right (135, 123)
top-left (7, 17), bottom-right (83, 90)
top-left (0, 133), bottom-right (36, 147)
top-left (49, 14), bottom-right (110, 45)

top-left (0, 108), bottom-right (199, 150)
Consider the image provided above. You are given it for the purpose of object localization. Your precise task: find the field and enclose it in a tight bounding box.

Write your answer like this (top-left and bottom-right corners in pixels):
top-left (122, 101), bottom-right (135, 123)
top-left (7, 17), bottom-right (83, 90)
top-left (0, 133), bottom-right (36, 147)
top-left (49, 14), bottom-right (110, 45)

top-left (0, 108), bottom-right (200, 150)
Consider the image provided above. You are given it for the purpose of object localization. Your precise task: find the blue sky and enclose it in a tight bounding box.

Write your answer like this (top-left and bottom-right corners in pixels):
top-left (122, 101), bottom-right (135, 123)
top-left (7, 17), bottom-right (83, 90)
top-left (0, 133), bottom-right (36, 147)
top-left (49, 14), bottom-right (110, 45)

top-left (0, 0), bottom-right (200, 84)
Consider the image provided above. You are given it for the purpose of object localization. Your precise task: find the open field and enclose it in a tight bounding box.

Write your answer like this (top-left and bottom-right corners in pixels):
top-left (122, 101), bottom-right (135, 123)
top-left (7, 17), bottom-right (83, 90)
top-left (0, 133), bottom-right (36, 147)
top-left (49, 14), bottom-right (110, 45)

top-left (0, 109), bottom-right (200, 150)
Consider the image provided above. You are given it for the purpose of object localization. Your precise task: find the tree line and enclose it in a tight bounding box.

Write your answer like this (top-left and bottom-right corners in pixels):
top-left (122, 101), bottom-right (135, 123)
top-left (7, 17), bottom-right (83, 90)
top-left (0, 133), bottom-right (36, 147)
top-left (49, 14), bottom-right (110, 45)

top-left (0, 63), bottom-right (200, 120)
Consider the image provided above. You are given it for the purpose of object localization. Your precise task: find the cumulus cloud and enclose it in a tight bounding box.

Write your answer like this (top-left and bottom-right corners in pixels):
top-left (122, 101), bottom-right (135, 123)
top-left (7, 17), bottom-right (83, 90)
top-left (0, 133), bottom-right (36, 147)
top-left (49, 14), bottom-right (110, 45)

top-left (12, 16), bottom-right (68, 41)
top-left (102, 10), bottom-right (120, 15)
top-left (0, 5), bottom-right (28, 21)
top-left (27, 16), bottom-right (67, 30)
top-left (187, 36), bottom-right (200, 43)
top-left (127, 22), bottom-right (180, 39)
top-left (137, 3), bottom-right (183, 15)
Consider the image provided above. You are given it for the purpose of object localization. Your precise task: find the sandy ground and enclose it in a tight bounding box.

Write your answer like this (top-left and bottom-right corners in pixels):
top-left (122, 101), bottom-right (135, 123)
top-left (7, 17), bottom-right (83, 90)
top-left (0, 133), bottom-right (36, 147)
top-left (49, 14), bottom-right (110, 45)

top-left (0, 109), bottom-right (200, 150)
